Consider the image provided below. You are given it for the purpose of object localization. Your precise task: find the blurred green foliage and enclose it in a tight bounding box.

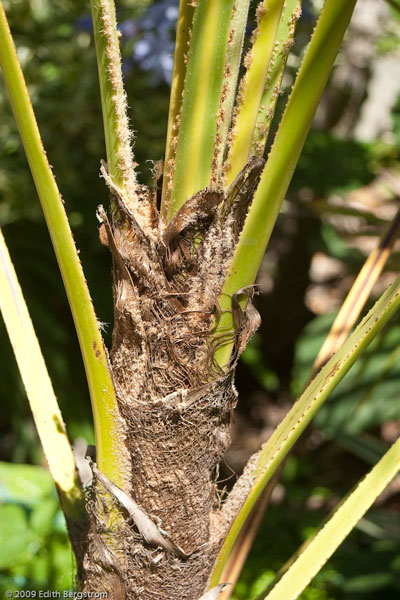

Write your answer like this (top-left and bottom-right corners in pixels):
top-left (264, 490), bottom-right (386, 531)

top-left (293, 312), bottom-right (400, 436)
top-left (292, 133), bottom-right (375, 197)
top-left (0, 462), bottom-right (73, 592)
top-left (232, 492), bottom-right (400, 600)
top-left (1, 0), bottom-right (400, 598)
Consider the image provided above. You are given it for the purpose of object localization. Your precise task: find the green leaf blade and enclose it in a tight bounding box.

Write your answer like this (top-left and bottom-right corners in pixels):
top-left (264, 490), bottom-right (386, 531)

top-left (263, 437), bottom-right (400, 600)
top-left (210, 273), bottom-right (400, 587)
top-left (214, 0), bottom-right (357, 368)
top-left (225, 0), bottom-right (286, 187)
top-left (0, 2), bottom-right (129, 490)
top-left (168, 0), bottom-right (235, 217)
top-left (0, 229), bottom-right (83, 519)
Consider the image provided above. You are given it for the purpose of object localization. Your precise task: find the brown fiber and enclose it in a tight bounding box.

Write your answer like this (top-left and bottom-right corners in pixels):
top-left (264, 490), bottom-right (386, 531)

top-left (79, 158), bottom-right (265, 599)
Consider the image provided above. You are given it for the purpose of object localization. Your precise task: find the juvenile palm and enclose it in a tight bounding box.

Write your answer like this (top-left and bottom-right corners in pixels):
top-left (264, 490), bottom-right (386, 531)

top-left (1, 2), bottom-right (400, 600)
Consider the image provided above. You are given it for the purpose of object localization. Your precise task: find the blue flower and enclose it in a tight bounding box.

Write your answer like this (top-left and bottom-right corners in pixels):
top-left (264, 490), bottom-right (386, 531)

top-left (121, 0), bottom-right (179, 85)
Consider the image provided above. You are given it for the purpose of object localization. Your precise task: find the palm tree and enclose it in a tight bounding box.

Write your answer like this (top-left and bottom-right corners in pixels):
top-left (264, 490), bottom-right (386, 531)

top-left (1, 1), bottom-right (400, 599)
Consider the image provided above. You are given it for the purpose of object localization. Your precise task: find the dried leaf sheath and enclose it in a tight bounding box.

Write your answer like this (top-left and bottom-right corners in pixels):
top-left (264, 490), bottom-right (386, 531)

top-left (80, 162), bottom-right (263, 598)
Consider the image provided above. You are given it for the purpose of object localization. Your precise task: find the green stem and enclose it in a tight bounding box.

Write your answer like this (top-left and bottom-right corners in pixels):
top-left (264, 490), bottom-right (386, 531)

top-left (161, 0), bottom-right (196, 218)
top-left (168, 0), bottom-right (235, 218)
top-left (0, 1), bottom-right (129, 490)
top-left (210, 273), bottom-right (400, 587)
top-left (212, 0), bottom-right (251, 182)
top-left (263, 437), bottom-right (400, 600)
top-left (90, 0), bottom-right (138, 208)
top-left (224, 0), bottom-right (286, 187)
top-left (0, 228), bottom-right (83, 521)
top-left (250, 0), bottom-right (302, 157)
top-left (215, 0), bottom-right (357, 368)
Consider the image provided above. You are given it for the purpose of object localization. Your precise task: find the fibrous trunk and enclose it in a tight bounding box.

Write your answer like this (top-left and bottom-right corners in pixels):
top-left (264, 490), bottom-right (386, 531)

top-left (75, 159), bottom-right (264, 599)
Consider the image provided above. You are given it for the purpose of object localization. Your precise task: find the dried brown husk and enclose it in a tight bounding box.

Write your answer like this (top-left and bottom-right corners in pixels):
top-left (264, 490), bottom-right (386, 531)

top-left (78, 158), bottom-right (265, 599)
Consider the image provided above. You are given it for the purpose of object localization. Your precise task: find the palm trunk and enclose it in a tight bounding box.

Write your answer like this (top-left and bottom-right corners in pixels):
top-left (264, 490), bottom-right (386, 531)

top-left (71, 162), bottom-right (263, 599)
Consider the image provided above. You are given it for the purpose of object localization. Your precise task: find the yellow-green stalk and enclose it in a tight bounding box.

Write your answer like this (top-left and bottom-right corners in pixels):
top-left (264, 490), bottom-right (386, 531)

top-left (0, 1), bottom-right (129, 490)
top-left (210, 271), bottom-right (400, 587)
top-left (168, 0), bottom-right (235, 218)
top-left (90, 0), bottom-right (138, 212)
top-left (161, 0), bottom-right (196, 217)
top-left (214, 0), bottom-right (357, 368)
top-left (263, 437), bottom-right (400, 600)
top-left (224, 0), bottom-right (286, 187)
top-left (0, 229), bottom-right (83, 520)
top-left (250, 0), bottom-right (302, 157)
